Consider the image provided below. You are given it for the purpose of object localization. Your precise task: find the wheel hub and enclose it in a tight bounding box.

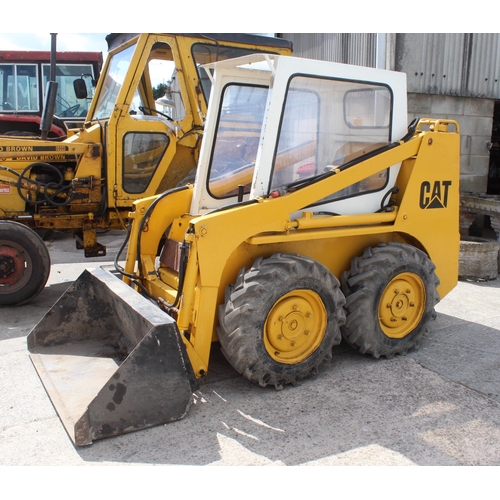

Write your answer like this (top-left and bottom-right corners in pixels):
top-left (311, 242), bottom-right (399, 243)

top-left (0, 245), bottom-right (25, 285)
top-left (379, 272), bottom-right (426, 338)
top-left (264, 290), bottom-right (327, 363)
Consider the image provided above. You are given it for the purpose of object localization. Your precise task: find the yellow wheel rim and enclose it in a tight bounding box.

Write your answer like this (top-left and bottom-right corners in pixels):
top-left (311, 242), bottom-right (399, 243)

top-left (264, 289), bottom-right (327, 364)
top-left (378, 272), bottom-right (426, 338)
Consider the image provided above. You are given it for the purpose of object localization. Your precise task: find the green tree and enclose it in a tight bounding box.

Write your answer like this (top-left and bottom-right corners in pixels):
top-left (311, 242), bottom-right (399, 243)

top-left (153, 83), bottom-right (169, 100)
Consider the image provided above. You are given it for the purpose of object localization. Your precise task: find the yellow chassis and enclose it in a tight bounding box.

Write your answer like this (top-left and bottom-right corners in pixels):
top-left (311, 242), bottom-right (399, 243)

top-left (126, 120), bottom-right (460, 378)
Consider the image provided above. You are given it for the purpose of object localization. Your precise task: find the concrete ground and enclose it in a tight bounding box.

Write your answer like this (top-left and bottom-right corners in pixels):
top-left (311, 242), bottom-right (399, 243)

top-left (1, 230), bottom-right (500, 472)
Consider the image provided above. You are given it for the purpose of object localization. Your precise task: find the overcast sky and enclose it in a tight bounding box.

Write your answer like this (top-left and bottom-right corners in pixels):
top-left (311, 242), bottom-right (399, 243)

top-left (0, 0), bottom-right (490, 37)
top-left (0, 33), bottom-right (275, 57)
top-left (0, 33), bottom-right (278, 59)
top-left (0, 33), bottom-right (109, 54)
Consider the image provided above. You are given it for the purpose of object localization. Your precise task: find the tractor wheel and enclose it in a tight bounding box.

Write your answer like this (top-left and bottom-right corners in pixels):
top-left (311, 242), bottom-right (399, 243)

top-left (0, 221), bottom-right (51, 306)
top-left (341, 242), bottom-right (439, 358)
top-left (217, 253), bottom-right (346, 389)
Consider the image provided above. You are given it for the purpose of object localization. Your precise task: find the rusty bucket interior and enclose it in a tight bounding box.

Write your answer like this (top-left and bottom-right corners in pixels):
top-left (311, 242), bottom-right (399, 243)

top-left (27, 267), bottom-right (198, 446)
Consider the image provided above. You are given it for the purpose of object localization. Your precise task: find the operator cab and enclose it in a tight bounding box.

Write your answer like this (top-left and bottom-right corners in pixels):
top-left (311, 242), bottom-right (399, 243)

top-left (191, 54), bottom-right (408, 216)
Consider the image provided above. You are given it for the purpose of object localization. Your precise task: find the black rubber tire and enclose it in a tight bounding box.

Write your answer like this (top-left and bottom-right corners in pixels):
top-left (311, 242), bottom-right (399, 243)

top-left (341, 242), bottom-right (439, 358)
top-left (217, 253), bottom-right (346, 389)
top-left (0, 221), bottom-right (51, 306)
top-left (2, 131), bottom-right (38, 137)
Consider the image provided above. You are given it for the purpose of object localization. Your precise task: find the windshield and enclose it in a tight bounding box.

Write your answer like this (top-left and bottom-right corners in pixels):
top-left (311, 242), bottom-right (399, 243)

top-left (192, 43), bottom-right (271, 103)
top-left (208, 84), bottom-right (268, 198)
top-left (42, 64), bottom-right (96, 118)
top-left (92, 43), bottom-right (136, 120)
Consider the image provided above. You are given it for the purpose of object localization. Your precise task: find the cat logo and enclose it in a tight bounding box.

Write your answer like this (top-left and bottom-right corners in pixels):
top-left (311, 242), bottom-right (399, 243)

top-left (419, 180), bottom-right (452, 209)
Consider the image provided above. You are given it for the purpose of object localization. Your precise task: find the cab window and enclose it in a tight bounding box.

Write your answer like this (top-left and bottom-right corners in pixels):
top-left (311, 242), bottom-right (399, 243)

top-left (271, 75), bottom-right (392, 201)
top-left (93, 43), bottom-right (135, 120)
top-left (0, 64), bottom-right (38, 111)
top-left (130, 42), bottom-right (185, 122)
top-left (208, 84), bottom-right (268, 199)
top-left (123, 132), bottom-right (169, 193)
top-left (192, 43), bottom-right (266, 102)
top-left (42, 64), bottom-right (96, 118)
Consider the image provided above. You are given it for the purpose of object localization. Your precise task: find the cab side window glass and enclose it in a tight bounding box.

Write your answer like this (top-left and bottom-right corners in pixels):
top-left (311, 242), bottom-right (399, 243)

top-left (271, 75), bottom-right (392, 200)
top-left (0, 64), bottom-right (39, 112)
top-left (208, 84), bottom-right (268, 199)
top-left (123, 132), bottom-right (169, 193)
top-left (130, 42), bottom-right (185, 122)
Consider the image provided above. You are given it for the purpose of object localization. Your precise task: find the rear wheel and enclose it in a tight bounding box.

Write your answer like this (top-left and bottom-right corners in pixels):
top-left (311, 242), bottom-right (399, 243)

top-left (341, 242), bottom-right (439, 358)
top-left (218, 253), bottom-right (346, 389)
top-left (0, 221), bottom-right (51, 306)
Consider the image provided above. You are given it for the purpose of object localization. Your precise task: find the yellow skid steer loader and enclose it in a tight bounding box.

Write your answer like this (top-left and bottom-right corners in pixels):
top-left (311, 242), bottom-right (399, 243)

top-left (28, 54), bottom-right (460, 445)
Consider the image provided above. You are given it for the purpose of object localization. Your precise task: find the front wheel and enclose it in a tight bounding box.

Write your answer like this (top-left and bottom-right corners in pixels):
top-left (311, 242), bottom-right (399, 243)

top-left (0, 221), bottom-right (51, 306)
top-left (341, 242), bottom-right (439, 358)
top-left (217, 253), bottom-right (346, 389)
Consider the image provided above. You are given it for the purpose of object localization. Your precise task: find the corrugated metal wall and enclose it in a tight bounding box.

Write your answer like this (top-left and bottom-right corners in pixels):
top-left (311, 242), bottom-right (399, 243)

top-left (280, 33), bottom-right (377, 68)
top-left (396, 33), bottom-right (466, 95)
top-left (281, 33), bottom-right (500, 99)
top-left (462, 33), bottom-right (500, 98)
top-left (396, 33), bottom-right (500, 98)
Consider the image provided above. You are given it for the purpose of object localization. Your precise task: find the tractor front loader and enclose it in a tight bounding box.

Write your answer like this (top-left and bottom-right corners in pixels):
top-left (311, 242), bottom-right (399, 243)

top-left (27, 54), bottom-right (460, 445)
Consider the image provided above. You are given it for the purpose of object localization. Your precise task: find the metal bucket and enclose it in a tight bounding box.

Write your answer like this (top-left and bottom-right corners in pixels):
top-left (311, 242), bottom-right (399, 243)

top-left (27, 267), bottom-right (198, 446)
